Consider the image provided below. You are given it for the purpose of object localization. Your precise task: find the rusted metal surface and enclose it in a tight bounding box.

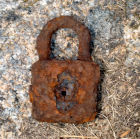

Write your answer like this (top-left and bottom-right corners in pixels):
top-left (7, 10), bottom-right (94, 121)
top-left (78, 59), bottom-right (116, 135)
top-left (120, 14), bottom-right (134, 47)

top-left (29, 16), bottom-right (100, 123)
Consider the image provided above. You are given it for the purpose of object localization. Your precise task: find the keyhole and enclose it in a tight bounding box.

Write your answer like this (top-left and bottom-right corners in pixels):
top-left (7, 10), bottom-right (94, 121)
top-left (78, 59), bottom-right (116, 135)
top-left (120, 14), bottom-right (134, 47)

top-left (61, 91), bottom-right (66, 96)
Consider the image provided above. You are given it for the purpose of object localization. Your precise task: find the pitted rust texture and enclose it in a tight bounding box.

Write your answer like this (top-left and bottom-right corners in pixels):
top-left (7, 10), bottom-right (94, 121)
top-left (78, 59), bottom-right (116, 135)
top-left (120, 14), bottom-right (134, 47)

top-left (29, 16), bottom-right (100, 124)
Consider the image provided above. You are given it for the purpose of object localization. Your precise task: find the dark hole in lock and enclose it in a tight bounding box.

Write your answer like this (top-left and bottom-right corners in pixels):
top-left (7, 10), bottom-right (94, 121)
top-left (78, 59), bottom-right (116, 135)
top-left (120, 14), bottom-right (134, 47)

top-left (61, 91), bottom-right (66, 97)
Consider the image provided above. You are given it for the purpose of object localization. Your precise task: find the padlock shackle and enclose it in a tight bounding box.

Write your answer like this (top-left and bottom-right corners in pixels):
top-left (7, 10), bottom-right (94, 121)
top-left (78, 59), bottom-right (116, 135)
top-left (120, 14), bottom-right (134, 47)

top-left (37, 16), bottom-right (91, 61)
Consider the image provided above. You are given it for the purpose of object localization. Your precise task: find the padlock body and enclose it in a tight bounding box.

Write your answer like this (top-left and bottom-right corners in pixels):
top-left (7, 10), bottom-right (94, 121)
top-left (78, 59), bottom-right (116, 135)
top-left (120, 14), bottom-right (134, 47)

top-left (29, 59), bottom-right (100, 123)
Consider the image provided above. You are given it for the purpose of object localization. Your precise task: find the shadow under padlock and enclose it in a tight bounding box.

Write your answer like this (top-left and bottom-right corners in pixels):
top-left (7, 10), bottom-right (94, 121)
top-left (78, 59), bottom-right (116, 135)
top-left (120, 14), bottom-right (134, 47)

top-left (29, 16), bottom-right (100, 123)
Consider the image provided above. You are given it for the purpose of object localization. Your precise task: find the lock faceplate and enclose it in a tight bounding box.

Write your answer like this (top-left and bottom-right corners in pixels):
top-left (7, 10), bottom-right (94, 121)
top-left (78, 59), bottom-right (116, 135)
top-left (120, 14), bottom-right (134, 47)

top-left (30, 60), bottom-right (100, 123)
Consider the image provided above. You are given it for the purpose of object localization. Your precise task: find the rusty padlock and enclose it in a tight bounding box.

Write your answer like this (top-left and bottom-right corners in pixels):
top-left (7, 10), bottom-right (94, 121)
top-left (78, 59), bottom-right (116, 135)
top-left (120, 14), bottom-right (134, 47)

top-left (29, 16), bottom-right (100, 123)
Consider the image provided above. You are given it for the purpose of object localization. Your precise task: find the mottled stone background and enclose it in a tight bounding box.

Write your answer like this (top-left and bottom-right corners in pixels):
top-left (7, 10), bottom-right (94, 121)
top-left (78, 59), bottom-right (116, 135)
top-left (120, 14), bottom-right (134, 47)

top-left (0, 0), bottom-right (139, 139)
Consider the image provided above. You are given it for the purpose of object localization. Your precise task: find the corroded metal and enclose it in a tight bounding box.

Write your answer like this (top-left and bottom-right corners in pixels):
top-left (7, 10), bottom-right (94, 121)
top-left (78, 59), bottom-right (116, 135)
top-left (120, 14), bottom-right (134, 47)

top-left (29, 16), bottom-right (100, 123)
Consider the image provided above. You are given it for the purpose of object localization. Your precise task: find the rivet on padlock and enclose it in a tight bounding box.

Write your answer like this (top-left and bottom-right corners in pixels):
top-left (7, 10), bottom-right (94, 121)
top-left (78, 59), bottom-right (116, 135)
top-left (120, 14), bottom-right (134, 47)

top-left (29, 16), bottom-right (100, 124)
